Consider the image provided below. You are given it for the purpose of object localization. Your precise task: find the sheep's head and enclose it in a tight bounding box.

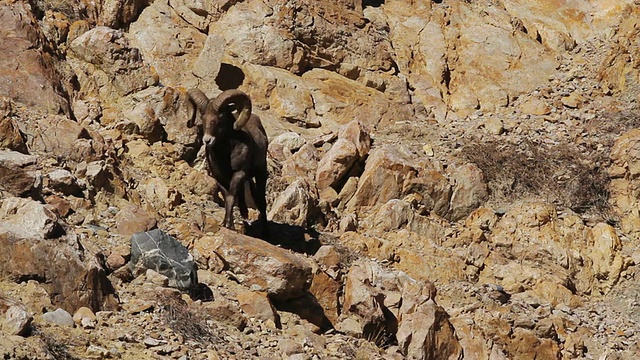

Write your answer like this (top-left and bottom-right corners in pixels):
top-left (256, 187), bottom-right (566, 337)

top-left (187, 89), bottom-right (252, 148)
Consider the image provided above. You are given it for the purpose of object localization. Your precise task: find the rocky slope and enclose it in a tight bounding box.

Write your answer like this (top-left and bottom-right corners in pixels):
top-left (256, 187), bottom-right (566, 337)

top-left (1, 0), bottom-right (640, 359)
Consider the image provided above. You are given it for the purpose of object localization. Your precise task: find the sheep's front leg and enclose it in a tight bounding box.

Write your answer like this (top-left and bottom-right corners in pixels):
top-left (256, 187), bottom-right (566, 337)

top-left (224, 171), bottom-right (246, 230)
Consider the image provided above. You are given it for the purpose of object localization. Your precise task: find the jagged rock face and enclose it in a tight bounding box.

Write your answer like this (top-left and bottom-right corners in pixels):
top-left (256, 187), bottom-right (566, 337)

top-left (129, 229), bottom-right (198, 290)
top-left (0, 3), bottom-right (69, 114)
top-left (0, 198), bottom-right (117, 313)
top-left (68, 26), bottom-right (158, 103)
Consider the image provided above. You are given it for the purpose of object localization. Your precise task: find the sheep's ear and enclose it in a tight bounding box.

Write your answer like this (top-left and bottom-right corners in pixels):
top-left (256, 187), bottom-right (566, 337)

top-left (187, 88), bottom-right (210, 115)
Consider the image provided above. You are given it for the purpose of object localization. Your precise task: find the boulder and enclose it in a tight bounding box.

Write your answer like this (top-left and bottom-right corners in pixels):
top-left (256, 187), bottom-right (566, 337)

top-left (237, 291), bottom-right (281, 327)
top-left (42, 308), bottom-right (74, 328)
top-left (0, 296), bottom-right (32, 336)
top-left (0, 198), bottom-right (63, 240)
top-left (268, 178), bottom-right (318, 227)
top-left (0, 150), bottom-right (40, 197)
top-left (397, 300), bottom-right (464, 360)
top-left (139, 177), bottom-right (184, 213)
top-left (482, 201), bottom-right (600, 298)
top-left (193, 229), bottom-right (312, 300)
top-left (336, 259), bottom-right (453, 349)
top-left (128, 229), bottom-right (198, 291)
top-left (446, 163), bottom-right (488, 221)
top-left (209, 0), bottom-right (301, 71)
top-left (281, 143), bottom-right (320, 183)
top-left (346, 144), bottom-right (421, 210)
top-left (588, 223), bottom-right (625, 293)
top-left (202, 298), bottom-right (247, 330)
top-left (315, 138), bottom-right (358, 190)
top-left (609, 129), bottom-right (640, 241)
top-left (45, 169), bottom-right (81, 196)
top-left (308, 270), bottom-right (341, 325)
top-left (114, 204), bottom-right (158, 237)
top-left (96, 0), bottom-right (149, 28)
top-left (0, 201), bottom-right (117, 312)
top-left (122, 87), bottom-right (199, 146)
top-left (72, 306), bottom-right (97, 329)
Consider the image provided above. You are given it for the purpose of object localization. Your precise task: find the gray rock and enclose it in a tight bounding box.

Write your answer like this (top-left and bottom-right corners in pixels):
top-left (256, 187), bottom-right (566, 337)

top-left (42, 308), bottom-right (74, 327)
top-left (129, 229), bottom-right (197, 290)
top-left (3, 305), bottom-right (33, 336)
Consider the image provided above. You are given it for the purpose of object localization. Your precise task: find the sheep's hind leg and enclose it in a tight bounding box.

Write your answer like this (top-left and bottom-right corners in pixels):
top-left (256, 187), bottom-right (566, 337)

top-left (254, 171), bottom-right (269, 236)
top-left (224, 172), bottom-right (246, 230)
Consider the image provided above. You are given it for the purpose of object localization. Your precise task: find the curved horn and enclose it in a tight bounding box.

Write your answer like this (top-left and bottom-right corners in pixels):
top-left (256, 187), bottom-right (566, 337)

top-left (187, 88), bottom-right (210, 114)
top-left (209, 89), bottom-right (252, 130)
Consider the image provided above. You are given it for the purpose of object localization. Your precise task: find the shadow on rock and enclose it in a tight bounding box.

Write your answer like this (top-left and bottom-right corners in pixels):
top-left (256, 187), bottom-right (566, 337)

top-left (245, 220), bottom-right (321, 255)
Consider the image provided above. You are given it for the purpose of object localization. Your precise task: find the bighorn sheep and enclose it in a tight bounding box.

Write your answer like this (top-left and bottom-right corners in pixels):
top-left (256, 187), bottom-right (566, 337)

top-left (188, 88), bottom-right (268, 233)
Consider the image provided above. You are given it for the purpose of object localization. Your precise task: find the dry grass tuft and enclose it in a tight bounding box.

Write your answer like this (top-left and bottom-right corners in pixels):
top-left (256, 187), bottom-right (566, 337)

top-left (157, 294), bottom-right (221, 346)
top-left (460, 138), bottom-right (610, 216)
top-left (34, 327), bottom-right (82, 360)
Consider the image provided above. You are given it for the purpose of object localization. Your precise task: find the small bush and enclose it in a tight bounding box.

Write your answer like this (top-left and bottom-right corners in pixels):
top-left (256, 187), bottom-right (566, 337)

top-left (157, 294), bottom-right (221, 345)
top-left (459, 138), bottom-right (610, 215)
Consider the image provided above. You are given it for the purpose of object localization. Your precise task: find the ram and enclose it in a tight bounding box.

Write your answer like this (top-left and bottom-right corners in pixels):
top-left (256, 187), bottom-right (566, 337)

top-left (188, 88), bottom-right (268, 234)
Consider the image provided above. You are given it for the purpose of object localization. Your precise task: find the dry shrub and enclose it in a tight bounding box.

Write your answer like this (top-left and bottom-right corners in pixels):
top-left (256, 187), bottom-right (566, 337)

top-left (460, 138), bottom-right (610, 215)
top-left (34, 327), bottom-right (81, 360)
top-left (157, 294), bottom-right (221, 346)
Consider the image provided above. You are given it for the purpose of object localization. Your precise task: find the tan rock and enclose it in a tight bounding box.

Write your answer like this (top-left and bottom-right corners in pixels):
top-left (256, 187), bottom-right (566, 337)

top-left (268, 178), bottom-right (317, 227)
top-left (237, 291), bottom-right (280, 327)
top-left (72, 306), bottom-right (96, 329)
top-left (0, 227), bottom-right (118, 313)
top-left (484, 117), bottom-right (504, 135)
top-left (140, 177), bottom-right (183, 213)
top-left (519, 97), bottom-right (552, 115)
top-left (0, 198), bottom-right (62, 240)
top-left (0, 297), bottom-right (32, 337)
top-left (609, 129), bottom-right (640, 240)
top-left (210, 0), bottom-right (301, 71)
top-left (281, 143), bottom-right (320, 183)
top-left (404, 170), bottom-right (452, 217)
top-left (308, 270), bottom-right (340, 324)
top-left (531, 281), bottom-right (582, 308)
top-left (115, 205), bottom-right (157, 237)
top-left (447, 163), bottom-right (488, 221)
top-left (0, 101), bottom-right (26, 153)
top-left (270, 85), bottom-right (314, 124)
top-left (202, 298), bottom-right (247, 330)
top-left (338, 120), bottom-right (372, 159)
top-left (347, 144), bottom-right (420, 210)
top-left (193, 229), bottom-right (313, 300)
top-left (0, 151), bottom-right (39, 197)
top-left (316, 138), bottom-right (358, 190)
top-left (396, 300), bottom-right (463, 360)
top-left (507, 328), bottom-right (560, 360)
top-left (97, 0), bottom-right (148, 28)
top-left (561, 91), bottom-right (585, 109)
top-left (588, 223), bottom-right (625, 293)
top-left (464, 207), bottom-right (498, 231)
top-left (23, 115), bottom-right (106, 163)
